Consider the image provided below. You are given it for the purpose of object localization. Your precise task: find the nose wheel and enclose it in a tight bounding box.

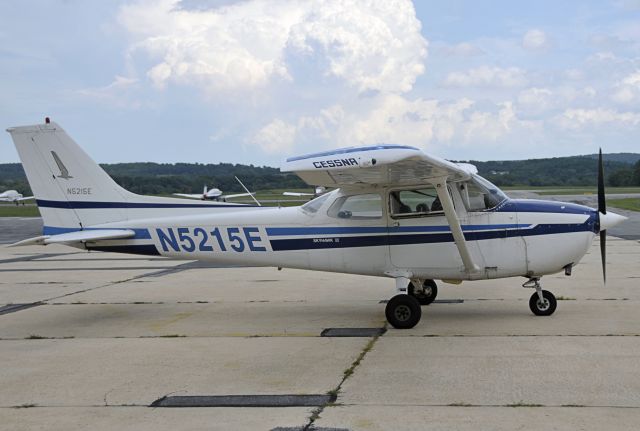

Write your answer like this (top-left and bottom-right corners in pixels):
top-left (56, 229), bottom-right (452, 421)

top-left (524, 278), bottom-right (557, 316)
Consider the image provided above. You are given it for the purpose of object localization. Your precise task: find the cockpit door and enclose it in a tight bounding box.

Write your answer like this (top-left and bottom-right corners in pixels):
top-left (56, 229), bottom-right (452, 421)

top-left (387, 184), bottom-right (481, 277)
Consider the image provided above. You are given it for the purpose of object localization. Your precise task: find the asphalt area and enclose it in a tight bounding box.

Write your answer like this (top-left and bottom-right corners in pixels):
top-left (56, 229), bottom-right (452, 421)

top-left (0, 217), bottom-right (639, 430)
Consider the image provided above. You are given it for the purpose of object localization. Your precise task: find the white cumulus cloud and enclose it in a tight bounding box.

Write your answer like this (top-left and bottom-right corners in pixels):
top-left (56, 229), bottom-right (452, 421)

top-left (250, 119), bottom-right (297, 154)
top-left (119, 0), bottom-right (427, 95)
top-left (612, 70), bottom-right (640, 104)
top-left (443, 66), bottom-right (528, 88)
top-left (555, 108), bottom-right (640, 129)
top-left (522, 29), bottom-right (548, 50)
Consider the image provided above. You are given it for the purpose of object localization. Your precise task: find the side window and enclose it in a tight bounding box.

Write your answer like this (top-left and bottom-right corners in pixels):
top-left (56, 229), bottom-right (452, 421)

top-left (327, 193), bottom-right (382, 219)
top-left (390, 187), bottom-right (445, 218)
top-left (459, 181), bottom-right (487, 211)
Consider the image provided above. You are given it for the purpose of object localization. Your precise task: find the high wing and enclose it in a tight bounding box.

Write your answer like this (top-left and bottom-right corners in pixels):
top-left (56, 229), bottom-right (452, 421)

top-left (223, 192), bottom-right (255, 199)
top-left (173, 193), bottom-right (204, 199)
top-left (282, 144), bottom-right (480, 274)
top-left (9, 229), bottom-right (135, 247)
top-left (282, 192), bottom-right (314, 197)
top-left (16, 195), bottom-right (35, 201)
top-left (281, 145), bottom-right (475, 187)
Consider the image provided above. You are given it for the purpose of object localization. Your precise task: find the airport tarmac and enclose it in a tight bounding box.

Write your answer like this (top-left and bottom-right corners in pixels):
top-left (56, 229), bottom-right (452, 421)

top-left (1, 220), bottom-right (639, 430)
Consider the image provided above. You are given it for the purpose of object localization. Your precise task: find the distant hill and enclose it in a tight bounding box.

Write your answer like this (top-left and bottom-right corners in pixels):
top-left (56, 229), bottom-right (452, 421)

top-left (462, 154), bottom-right (639, 187)
top-left (581, 153), bottom-right (640, 164)
top-left (2, 152), bottom-right (639, 194)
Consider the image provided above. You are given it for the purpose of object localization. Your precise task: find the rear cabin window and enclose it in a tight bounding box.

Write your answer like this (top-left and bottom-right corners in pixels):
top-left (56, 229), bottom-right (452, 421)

top-left (327, 193), bottom-right (382, 219)
top-left (390, 187), bottom-right (445, 218)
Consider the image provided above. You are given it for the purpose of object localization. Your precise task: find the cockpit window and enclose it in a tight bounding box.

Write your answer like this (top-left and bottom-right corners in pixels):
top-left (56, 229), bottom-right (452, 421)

top-left (327, 193), bottom-right (382, 219)
top-left (301, 193), bottom-right (330, 214)
top-left (459, 175), bottom-right (507, 211)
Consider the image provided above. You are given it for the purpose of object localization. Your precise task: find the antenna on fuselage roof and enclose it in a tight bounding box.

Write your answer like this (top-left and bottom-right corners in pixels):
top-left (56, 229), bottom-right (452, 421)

top-left (234, 176), bottom-right (261, 207)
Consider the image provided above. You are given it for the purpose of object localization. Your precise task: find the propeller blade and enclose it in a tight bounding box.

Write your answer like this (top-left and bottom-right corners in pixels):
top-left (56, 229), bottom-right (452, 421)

top-left (597, 149), bottom-right (607, 284)
top-left (600, 230), bottom-right (606, 284)
top-left (597, 148), bottom-right (606, 215)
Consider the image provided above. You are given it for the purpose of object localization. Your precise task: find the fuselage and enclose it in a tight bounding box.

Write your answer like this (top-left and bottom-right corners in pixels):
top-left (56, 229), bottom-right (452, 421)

top-left (71, 182), bottom-right (599, 282)
top-left (0, 190), bottom-right (22, 201)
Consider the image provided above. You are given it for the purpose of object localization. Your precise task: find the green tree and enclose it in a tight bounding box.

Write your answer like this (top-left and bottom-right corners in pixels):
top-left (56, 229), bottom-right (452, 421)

top-left (608, 168), bottom-right (633, 187)
top-left (633, 160), bottom-right (640, 186)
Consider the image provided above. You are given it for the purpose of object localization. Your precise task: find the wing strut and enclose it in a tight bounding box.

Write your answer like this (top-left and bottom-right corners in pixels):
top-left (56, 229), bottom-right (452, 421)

top-left (434, 179), bottom-right (479, 274)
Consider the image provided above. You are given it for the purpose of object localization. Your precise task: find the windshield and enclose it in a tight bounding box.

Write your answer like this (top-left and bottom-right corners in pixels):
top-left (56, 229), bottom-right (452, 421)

top-left (301, 192), bottom-right (331, 214)
top-left (460, 175), bottom-right (508, 211)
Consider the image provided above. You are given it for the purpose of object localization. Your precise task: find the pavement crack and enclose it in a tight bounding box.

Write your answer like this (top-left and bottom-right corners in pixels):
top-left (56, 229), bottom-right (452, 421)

top-left (303, 326), bottom-right (384, 430)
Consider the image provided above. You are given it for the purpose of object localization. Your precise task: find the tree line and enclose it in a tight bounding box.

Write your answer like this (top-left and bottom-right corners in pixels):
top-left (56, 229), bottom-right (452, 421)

top-left (1, 154), bottom-right (639, 196)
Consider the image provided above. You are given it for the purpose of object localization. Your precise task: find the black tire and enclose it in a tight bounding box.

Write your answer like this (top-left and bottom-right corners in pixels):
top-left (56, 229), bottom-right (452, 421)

top-left (408, 279), bottom-right (438, 305)
top-left (385, 294), bottom-right (422, 329)
top-left (529, 290), bottom-right (557, 316)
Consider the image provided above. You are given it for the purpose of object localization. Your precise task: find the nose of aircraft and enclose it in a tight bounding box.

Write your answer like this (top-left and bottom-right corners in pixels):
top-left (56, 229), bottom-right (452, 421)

top-left (598, 211), bottom-right (627, 231)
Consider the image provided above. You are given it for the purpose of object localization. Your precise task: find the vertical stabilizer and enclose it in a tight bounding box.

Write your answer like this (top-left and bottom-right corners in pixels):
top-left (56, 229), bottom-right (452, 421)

top-left (7, 121), bottom-right (259, 231)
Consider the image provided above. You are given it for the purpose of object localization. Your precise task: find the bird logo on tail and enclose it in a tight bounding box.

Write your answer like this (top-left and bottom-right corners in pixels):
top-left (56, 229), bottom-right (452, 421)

top-left (51, 151), bottom-right (73, 179)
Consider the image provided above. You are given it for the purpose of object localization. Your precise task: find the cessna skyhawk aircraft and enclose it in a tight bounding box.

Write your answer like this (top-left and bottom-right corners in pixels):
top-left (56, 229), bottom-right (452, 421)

top-left (0, 189), bottom-right (34, 205)
top-left (7, 121), bottom-right (626, 328)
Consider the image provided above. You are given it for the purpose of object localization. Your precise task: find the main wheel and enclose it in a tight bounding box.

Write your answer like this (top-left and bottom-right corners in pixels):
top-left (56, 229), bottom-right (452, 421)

top-left (529, 290), bottom-right (557, 316)
top-left (385, 294), bottom-right (422, 329)
top-left (408, 279), bottom-right (438, 305)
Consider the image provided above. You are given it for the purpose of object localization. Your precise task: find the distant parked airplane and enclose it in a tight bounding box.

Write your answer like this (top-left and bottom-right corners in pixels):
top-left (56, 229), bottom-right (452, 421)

top-left (0, 190), bottom-right (34, 205)
top-left (174, 177), bottom-right (261, 206)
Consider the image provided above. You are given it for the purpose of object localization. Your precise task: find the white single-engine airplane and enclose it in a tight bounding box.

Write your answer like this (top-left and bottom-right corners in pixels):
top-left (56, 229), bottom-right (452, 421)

top-left (174, 180), bottom-right (256, 203)
top-left (7, 120), bottom-right (627, 328)
top-left (0, 189), bottom-right (34, 205)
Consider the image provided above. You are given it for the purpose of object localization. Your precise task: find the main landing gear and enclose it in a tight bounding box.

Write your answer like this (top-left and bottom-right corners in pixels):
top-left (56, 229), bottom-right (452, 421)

top-left (385, 279), bottom-right (438, 329)
top-left (408, 279), bottom-right (438, 305)
top-left (524, 278), bottom-right (557, 316)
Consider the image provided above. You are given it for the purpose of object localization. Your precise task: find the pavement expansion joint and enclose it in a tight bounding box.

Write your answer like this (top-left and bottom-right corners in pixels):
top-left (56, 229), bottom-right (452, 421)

top-left (0, 302), bottom-right (43, 315)
top-left (379, 299), bottom-right (464, 304)
top-left (320, 328), bottom-right (386, 337)
top-left (149, 394), bottom-right (336, 408)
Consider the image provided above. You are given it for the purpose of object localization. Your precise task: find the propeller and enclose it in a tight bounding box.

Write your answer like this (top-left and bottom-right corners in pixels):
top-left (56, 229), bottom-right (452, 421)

top-left (597, 149), bottom-right (606, 283)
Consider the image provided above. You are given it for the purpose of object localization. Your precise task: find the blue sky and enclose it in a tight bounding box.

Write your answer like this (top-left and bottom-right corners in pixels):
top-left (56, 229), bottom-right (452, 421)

top-left (1, 0), bottom-right (639, 165)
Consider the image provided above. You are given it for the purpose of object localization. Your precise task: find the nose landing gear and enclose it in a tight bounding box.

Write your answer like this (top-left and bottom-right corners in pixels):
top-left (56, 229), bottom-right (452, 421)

top-left (524, 278), bottom-right (557, 316)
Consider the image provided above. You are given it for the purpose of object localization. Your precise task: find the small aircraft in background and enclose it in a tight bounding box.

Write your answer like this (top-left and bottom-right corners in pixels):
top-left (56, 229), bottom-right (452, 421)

top-left (174, 177), bottom-right (260, 205)
top-left (0, 190), bottom-right (34, 205)
top-left (7, 120), bottom-right (627, 329)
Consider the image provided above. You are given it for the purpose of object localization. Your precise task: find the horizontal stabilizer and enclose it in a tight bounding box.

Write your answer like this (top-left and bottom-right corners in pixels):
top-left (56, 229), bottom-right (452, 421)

top-left (8, 229), bottom-right (135, 247)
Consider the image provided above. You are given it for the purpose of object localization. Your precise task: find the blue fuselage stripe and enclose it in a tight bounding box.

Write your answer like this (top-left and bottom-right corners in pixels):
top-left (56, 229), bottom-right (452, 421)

top-left (266, 224), bottom-right (530, 236)
top-left (36, 199), bottom-right (254, 209)
top-left (268, 221), bottom-right (596, 251)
